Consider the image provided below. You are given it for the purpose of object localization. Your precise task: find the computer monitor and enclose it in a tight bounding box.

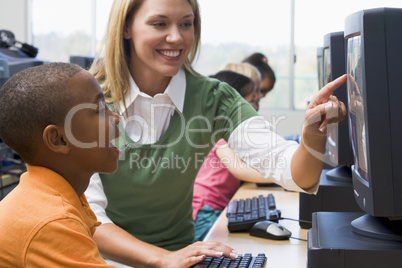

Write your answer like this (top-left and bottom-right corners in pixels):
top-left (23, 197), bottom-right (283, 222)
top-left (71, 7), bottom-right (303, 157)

top-left (69, 56), bottom-right (95, 70)
top-left (0, 59), bottom-right (9, 89)
top-left (0, 48), bottom-right (45, 77)
top-left (322, 31), bottom-right (354, 182)
top-left (345, 7), bottom-right (402, 241)
top-left (316, 47), bottom-right (324, 90)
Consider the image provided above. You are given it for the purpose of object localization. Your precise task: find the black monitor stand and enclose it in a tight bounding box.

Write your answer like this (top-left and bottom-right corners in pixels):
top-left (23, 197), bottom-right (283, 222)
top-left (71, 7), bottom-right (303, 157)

top-left (351, 214), bottom-right (402, 241)
top-left (308, 212), bottom-right (402, 268)
top-left (325, 165), bottom-right (352, 182)
top-left (299, 167), bottom-right (362, 229)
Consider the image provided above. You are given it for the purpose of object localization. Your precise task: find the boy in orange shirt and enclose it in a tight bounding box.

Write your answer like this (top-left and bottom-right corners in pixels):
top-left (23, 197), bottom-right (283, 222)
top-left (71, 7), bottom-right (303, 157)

top-left (0, 62), bottom-right (120, 267)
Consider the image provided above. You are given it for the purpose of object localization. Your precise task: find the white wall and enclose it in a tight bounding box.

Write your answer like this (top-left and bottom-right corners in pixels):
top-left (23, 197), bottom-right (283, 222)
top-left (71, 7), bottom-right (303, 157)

top-left (261, 109), bottom-right (304, 137)
top-left (0, 0), bottom-right (28, 42)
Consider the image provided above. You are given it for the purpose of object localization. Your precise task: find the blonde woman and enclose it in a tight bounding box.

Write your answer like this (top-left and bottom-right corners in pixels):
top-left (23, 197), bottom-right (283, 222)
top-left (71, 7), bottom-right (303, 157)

top-left (85, 0), bottom-right (347, 267)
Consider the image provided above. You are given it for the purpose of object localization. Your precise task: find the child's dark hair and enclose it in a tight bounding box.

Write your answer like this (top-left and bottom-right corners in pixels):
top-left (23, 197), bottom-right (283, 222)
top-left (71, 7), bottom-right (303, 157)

top-left (210, 70), bottom-right (255, 98)
top-left (0, 62), bottom-right (83, 163)
top-left (243, 52), bottom-right (276, 83)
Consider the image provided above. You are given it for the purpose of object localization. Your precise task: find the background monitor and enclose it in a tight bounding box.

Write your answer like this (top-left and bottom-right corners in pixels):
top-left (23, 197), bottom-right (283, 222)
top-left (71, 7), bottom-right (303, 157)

top-left (0, 59), bottom-right (9, 89)
top-left (70, 55), bottom-right (95, 70)
top-left (0, 48), bottom-right (45, 77)
top-left (322, 31), bottom-right (354, 181)
top-left (345, 7), bottom-right (402, 240)
top-left (316, 47), bottom-right (324, 90)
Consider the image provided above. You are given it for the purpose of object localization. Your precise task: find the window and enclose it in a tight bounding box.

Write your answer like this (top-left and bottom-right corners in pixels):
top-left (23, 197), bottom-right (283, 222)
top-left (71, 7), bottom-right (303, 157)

top-left (31, 0), bottom-right (112, 62)
top-left (294, 0), bottom-right (402, 110)
top-left (30, 0), bottom-right (402, 111)
top-left (196, 0), bottom-right (293, 110)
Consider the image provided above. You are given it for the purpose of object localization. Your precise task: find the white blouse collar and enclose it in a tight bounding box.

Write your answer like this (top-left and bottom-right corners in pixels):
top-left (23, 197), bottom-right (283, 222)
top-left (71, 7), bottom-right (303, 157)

top-left (120, 69), bottom-right (186, 114)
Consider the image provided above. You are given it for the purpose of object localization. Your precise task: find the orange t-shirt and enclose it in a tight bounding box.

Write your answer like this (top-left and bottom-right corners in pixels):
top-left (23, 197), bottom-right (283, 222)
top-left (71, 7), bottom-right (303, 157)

top-left (0, 165), bottom-right (115, 267)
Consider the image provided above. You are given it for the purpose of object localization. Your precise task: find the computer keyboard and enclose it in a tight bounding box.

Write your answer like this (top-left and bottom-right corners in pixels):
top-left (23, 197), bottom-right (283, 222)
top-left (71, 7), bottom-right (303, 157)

top-left (192, 253), bottom-right (267, 268)
top-left (226, 194), bottom-right (281, 232)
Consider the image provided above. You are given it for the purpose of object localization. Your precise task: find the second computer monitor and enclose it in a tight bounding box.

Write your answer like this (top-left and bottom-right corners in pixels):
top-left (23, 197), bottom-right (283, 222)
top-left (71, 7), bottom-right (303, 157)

top-left (316, 47), bottom-right (324, 90)
top-left (322, 31), bottom-right (354, 181)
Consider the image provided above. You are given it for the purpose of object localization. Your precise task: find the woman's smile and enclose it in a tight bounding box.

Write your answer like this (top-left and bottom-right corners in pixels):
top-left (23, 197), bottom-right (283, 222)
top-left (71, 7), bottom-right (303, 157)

top-left (157, 49), bottom-right (182, 59)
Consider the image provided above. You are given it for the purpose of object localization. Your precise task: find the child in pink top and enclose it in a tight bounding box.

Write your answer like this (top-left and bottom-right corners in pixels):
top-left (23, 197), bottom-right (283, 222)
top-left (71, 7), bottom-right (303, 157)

top-left (192, 138), bottom-right (241, 221)
top-left (193, 70), bottom-right (272, 241)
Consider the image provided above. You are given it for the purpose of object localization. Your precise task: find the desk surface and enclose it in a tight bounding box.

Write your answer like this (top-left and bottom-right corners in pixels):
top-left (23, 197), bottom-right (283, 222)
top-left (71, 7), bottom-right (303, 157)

top-left (203, 183), bottom-right (308, 268)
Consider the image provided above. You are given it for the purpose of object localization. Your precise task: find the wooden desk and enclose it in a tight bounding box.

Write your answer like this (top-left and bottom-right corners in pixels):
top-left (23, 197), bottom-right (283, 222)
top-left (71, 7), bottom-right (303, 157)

top-left (203, 183), bottom-right (308, 268)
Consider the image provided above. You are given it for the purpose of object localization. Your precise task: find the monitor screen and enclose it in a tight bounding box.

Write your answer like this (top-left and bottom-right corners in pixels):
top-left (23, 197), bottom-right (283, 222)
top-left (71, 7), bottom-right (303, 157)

top-left (345, 7), bottom-right (402, 241)
top-left (347, 35), bottom-right (368, 181)
top-left (322, 31), bottom-right (353, 176)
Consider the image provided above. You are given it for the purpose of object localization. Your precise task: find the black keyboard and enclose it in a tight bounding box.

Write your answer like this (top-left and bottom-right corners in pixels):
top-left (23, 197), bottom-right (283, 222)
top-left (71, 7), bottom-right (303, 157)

top-left (226, 194), bottom-right (281, 232)
top-left (192, 253), bottom-right (267, 268)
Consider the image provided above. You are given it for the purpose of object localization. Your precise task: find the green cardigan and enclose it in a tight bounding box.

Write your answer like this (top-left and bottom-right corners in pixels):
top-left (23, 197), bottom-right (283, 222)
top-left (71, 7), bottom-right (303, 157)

top-left (100, 71), bottom-right (258, 250)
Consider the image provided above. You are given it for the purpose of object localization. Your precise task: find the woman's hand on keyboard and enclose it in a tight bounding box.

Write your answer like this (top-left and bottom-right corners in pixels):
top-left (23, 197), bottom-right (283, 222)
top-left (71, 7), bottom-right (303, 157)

top-left (159, 241), bottom-right (238, 268)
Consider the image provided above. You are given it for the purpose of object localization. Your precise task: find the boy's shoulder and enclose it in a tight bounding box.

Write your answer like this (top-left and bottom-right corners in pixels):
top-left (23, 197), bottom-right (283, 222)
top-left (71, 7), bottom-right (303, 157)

top-left (0, 166), bottom-right (93, 232)
top-left (0, 167), bottom-right (100, 266)
top-left (0, 169), bottom-right (72, 224)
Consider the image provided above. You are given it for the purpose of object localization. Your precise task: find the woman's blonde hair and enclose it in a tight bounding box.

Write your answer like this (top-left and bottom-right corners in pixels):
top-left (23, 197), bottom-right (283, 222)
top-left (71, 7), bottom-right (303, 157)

top-left (89, 0), bottom-right (202, 113)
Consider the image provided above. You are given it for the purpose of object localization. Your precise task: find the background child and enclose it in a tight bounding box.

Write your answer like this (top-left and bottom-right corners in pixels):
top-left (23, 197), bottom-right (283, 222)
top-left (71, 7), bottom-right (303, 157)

top-left (193, 70), bottom-right (273, 241)
top-left (220, 63), bottom-right (262, 110)
top-left (243, 52), bottom-right (276, 101)
top-left (0, 62), bottom-right (120, 267)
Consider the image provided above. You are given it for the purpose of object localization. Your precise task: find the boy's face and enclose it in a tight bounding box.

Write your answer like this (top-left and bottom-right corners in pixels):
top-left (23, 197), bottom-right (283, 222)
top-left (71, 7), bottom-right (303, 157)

top-left (65, 71), bottom-right (121, 174)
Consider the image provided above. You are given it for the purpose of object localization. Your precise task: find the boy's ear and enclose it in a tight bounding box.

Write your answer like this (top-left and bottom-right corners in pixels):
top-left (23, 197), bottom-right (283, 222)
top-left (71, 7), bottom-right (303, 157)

top-left (42, 125), bottom-right (70, 154)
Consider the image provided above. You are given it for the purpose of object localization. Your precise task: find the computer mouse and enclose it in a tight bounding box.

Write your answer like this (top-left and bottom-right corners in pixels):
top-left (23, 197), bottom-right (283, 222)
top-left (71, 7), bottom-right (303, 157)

top-left (249, 220), bottom-right (292, 240)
